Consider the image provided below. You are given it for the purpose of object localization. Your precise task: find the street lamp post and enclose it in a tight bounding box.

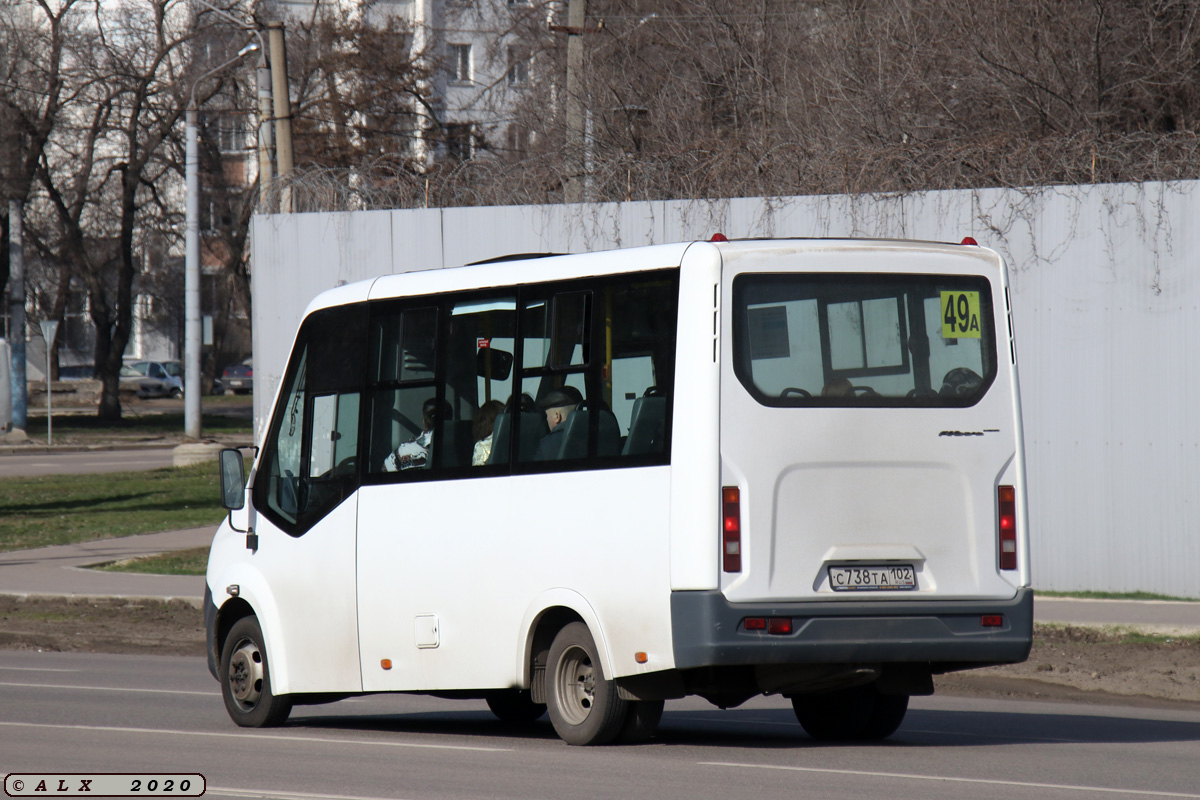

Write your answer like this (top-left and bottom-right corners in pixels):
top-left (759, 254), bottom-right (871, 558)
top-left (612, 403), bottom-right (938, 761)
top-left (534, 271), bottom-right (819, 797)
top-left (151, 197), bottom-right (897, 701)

top-left (184, 40), bottom-right (259, 440)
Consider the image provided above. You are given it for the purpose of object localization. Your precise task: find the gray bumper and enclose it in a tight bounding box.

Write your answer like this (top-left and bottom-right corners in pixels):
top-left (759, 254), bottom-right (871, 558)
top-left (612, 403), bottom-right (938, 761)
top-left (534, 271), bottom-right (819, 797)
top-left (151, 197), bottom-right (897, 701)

top-left (671, 587), bottom-right (1033, 669)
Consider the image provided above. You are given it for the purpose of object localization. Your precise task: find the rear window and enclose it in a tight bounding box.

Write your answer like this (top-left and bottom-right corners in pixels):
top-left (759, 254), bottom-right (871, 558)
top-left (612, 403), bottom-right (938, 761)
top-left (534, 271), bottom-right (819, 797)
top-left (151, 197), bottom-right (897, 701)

top-left (732, 273), bottom-right (996, 407)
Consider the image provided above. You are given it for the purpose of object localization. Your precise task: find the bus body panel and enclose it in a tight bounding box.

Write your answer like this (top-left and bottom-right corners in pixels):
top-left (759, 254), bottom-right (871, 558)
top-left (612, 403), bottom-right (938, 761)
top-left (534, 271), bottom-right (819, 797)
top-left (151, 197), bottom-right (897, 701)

top-left (206, 499), bottom-right (363, 696)
top-left (668, 243), bottom-right (723, 591)
top-left (356, 467), bottom-right (676, 691)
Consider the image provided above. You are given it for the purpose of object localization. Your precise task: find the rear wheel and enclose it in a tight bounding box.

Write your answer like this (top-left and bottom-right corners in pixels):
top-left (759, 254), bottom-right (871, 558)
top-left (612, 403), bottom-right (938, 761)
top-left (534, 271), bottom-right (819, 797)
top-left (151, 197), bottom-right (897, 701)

top-left (616, 700), bottom-right (664, 743)
top-left (220, 616), bottom-right (292, 728)
top-left (485, 689), bottom-right (546, 723)
top-left (546, 622), bottom-right (628, 745)
top-left (791, 683), bottom-right (908, 741)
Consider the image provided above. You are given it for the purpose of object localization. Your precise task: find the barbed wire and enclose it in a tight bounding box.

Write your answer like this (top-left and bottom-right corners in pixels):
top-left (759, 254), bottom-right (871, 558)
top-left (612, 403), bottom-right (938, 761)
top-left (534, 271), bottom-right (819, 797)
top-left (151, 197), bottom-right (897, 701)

top-left (257, 130), bottom-right (1200, 216)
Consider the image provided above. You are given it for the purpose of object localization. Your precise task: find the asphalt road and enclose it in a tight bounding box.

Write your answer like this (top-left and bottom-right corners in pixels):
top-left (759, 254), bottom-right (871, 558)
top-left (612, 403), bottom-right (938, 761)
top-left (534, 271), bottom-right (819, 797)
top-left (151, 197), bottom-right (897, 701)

top-left (2, 650), bottom-right (1198, 800)
top-left (0, 447), bottom-right (176, 478)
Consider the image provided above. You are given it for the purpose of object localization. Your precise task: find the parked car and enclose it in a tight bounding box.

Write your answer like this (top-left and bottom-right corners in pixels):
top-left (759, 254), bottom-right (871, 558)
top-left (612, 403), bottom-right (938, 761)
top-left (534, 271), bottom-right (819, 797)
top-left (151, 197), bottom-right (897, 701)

top-left (220, 363), bottom-right (253, 394)
top-left (125, 360), bottom-right (183, 398)
top-left (119, 364), bottom-right (173, 398)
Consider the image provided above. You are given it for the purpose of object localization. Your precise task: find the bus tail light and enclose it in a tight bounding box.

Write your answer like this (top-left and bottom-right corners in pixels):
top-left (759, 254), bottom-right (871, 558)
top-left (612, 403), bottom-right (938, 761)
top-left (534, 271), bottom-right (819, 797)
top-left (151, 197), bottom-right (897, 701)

top-left (998, 485), bottom-right (1017, 570)
top-left (722, 486), bottom-right (742, 573)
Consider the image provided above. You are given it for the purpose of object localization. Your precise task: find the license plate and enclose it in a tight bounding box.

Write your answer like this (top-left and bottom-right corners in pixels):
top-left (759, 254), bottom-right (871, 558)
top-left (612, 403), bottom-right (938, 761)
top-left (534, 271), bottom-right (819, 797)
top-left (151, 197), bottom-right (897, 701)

top-left (829, 564), bottom-right (916, 592)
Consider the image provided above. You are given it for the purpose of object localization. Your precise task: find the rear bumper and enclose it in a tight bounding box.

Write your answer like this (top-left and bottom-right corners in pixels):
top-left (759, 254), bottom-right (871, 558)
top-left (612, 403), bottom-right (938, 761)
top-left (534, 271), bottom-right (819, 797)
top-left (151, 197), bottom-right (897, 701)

top-left (671, 587), bottom-right (1033, 669)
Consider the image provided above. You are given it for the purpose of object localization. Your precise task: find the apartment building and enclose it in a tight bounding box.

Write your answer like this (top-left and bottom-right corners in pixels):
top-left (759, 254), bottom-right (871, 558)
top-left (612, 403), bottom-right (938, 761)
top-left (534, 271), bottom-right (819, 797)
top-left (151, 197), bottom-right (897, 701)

top-left (256, 0), bottom-right (544, 167)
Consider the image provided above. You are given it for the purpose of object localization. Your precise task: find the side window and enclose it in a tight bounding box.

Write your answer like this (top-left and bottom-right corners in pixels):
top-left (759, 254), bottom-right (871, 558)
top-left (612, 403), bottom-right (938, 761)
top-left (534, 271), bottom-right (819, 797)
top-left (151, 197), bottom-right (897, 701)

top-left (606, 277), bottom-right (677, 458)
top-left (254, 305), bottom-right (366, 536)
top-left (445, 295), bottom-right (516, 468)
top-left (517, 291), bottom-right (591, 465)
top-left (516, 272), bottom-right (678, 468)
top-left (366, 306), bottom-right (440, 476)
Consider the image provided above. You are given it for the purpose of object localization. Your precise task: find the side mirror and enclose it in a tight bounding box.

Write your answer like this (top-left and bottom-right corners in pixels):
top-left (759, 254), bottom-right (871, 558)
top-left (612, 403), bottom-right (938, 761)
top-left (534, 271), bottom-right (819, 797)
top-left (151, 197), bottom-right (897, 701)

top-left (219, 449), bottom-right (246, 511)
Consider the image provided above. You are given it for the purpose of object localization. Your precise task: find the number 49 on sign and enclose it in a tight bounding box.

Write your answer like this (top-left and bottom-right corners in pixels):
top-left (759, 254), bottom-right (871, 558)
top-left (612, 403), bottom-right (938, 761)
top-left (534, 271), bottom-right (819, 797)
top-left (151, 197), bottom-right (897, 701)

top-left (941, 291), bottom-right (981, 338)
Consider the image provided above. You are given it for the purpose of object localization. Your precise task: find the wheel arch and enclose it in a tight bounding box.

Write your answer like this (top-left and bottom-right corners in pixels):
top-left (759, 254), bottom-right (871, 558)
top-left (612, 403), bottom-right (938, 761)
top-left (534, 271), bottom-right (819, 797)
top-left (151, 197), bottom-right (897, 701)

top-left (517, 590), bottom-right (612, 697)
top-left (209, 568), bottom-right (291, 693)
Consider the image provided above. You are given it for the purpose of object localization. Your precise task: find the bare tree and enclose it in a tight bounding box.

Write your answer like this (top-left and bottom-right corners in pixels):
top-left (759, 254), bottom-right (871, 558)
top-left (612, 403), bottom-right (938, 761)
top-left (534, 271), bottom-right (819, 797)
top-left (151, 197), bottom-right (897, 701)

top-left (1, 0), bottom-right (78, 356)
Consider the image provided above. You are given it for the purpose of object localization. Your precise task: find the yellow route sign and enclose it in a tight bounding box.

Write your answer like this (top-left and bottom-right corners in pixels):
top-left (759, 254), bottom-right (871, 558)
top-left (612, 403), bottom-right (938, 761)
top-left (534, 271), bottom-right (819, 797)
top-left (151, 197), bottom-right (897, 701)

top-left (941, 291), bottom-right (981, 338)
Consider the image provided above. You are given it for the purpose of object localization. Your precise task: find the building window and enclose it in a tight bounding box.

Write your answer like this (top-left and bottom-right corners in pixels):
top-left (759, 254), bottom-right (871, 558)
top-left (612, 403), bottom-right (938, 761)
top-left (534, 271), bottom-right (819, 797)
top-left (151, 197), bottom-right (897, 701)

top-left (217, 115), bottom-right (245, 154)
top-left (506, 124), bottom-right (530, 156)
top-left (506, 47), bottom-right (530, 86)
top-left (447, 44), bottom-right (472, 83)
top-left (445, 123), bottom-right (475, 161)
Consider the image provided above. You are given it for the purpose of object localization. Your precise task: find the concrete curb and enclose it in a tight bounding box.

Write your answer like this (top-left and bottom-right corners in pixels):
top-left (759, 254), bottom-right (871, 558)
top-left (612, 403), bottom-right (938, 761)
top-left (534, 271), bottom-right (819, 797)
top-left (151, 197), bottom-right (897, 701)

top-left (0, 591), bottom-right (203, 609)
top-left (0, 441), bottom-right (251, 456)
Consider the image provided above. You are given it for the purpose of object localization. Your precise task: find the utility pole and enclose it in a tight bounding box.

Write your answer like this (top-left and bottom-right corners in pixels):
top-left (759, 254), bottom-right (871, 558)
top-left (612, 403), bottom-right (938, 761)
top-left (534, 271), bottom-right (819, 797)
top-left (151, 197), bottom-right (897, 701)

top-left (256, 50), bottom-right (274, 206)
top-left (268, 22), bottom-right (294, 213)
top-left (563, 0), bottom-right (587, 204)
top-left (7, 199), bottom-right (26, 436)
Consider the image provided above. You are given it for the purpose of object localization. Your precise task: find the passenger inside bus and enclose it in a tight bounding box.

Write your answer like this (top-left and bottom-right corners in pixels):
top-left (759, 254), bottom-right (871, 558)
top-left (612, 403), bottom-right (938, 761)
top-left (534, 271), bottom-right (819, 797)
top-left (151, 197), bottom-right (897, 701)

top-left (822, 377), bottom-right (853, 397)
top-left (534, 386), bottom-right (583, 460)
top-left (384, 398), bottom-right (451, 471)
top-left (471, 400), bottom-right (505, 466)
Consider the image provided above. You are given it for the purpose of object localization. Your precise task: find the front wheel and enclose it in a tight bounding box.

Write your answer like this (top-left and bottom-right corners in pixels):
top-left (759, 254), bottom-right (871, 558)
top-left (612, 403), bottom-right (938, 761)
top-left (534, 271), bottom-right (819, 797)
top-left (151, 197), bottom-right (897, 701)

top-left (545, 622), bottom-right (628, 745)
top-left (791, 683), bottom-right (908, 741)
top-left (220, 616), bottom-right (292, 728)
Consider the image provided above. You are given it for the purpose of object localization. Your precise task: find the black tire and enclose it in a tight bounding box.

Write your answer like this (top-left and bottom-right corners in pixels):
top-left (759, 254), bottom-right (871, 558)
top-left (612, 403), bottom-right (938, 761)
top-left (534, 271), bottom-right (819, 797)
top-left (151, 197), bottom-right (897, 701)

top-left (219, 616), bottom-right (292, 728)
top-left (791, 683), bottom-right (907, 741)
top-left (545, 622), bottom-right (628, 745)
top-left (616, 700), bottom-right (664, 743)
top-left (485, 689), bottom-right (546, 723)
top-left (861, 693), bottom-right (909, 739)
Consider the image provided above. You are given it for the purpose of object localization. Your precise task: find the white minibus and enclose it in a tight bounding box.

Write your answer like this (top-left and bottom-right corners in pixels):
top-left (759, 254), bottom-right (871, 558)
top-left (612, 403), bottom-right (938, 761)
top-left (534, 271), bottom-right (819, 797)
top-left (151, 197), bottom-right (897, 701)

top-left (207, 237), bottom-right (1031, 745)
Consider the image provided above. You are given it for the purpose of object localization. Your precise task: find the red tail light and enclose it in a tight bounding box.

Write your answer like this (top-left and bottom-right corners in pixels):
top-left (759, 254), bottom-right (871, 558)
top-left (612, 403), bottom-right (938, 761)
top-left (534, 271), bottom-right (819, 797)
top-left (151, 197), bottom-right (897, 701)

top-left (998, 485), bottom-right (1017, 570)
top-left (722, 486), bottom-right (741, 573)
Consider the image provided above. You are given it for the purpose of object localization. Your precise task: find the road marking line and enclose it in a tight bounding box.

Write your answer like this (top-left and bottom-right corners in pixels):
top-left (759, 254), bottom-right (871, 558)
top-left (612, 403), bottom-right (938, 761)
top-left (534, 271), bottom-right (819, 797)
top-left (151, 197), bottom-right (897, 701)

top-left (208, 788), bottom-right (414, 800)
top-left (0, 681), bottom-right (213, 696)
top-left (0, 721), bottom-right (512, 752)
top-left (700, 761), bottom-right (1200, 798)
top-left (0, 667), bottom-right (80, 673)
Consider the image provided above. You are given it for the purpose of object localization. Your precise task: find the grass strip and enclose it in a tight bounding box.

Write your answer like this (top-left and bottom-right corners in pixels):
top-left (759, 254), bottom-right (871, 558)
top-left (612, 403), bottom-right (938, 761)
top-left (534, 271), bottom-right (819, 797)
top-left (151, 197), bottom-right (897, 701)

top-left (21, 409), bottom-right (251, 446)
top-left (0, 463), bottom-right (226, 553)
top-left (1036, 589), bottom-right (1199, 602)
top-left (93, 546), bottom-right (210, 576)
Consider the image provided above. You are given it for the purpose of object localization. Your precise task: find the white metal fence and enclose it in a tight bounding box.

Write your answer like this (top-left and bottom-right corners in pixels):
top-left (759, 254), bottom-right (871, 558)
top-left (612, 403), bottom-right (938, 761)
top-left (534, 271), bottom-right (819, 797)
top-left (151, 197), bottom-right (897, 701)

top-left (251, 181), bottom-right (1200, 597)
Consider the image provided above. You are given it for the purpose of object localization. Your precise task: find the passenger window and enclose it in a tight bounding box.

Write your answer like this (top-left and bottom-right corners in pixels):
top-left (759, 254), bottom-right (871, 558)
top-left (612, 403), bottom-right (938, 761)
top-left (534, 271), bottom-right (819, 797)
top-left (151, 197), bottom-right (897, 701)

top-left (446, 296), bottom-right (516, 468)
top-left (367, 306), bottom-right (440, 475)
top-left (254, 305), bottom-right (366, 536)
top-left (517, 274), bottom-right (677, 467)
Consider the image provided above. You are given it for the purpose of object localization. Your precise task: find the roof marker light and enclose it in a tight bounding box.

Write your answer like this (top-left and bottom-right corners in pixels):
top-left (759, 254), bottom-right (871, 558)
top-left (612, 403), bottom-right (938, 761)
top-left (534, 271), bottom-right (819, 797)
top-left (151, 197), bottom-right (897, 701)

top-left (961, 236), bottom-right (979, 245)
top-left (710, 233), bottom-right (729, 242)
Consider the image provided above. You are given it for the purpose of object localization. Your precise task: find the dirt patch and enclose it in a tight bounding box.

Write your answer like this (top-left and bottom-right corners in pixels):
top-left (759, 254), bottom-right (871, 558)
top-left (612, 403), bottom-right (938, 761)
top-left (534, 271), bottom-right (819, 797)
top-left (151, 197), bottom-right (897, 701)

top-left (1, 596), bottom-right (1196, 710)
top-left (938, 625), bottom-right (1200, 710)
top-left (0, 595), bottom-right (204, 656)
